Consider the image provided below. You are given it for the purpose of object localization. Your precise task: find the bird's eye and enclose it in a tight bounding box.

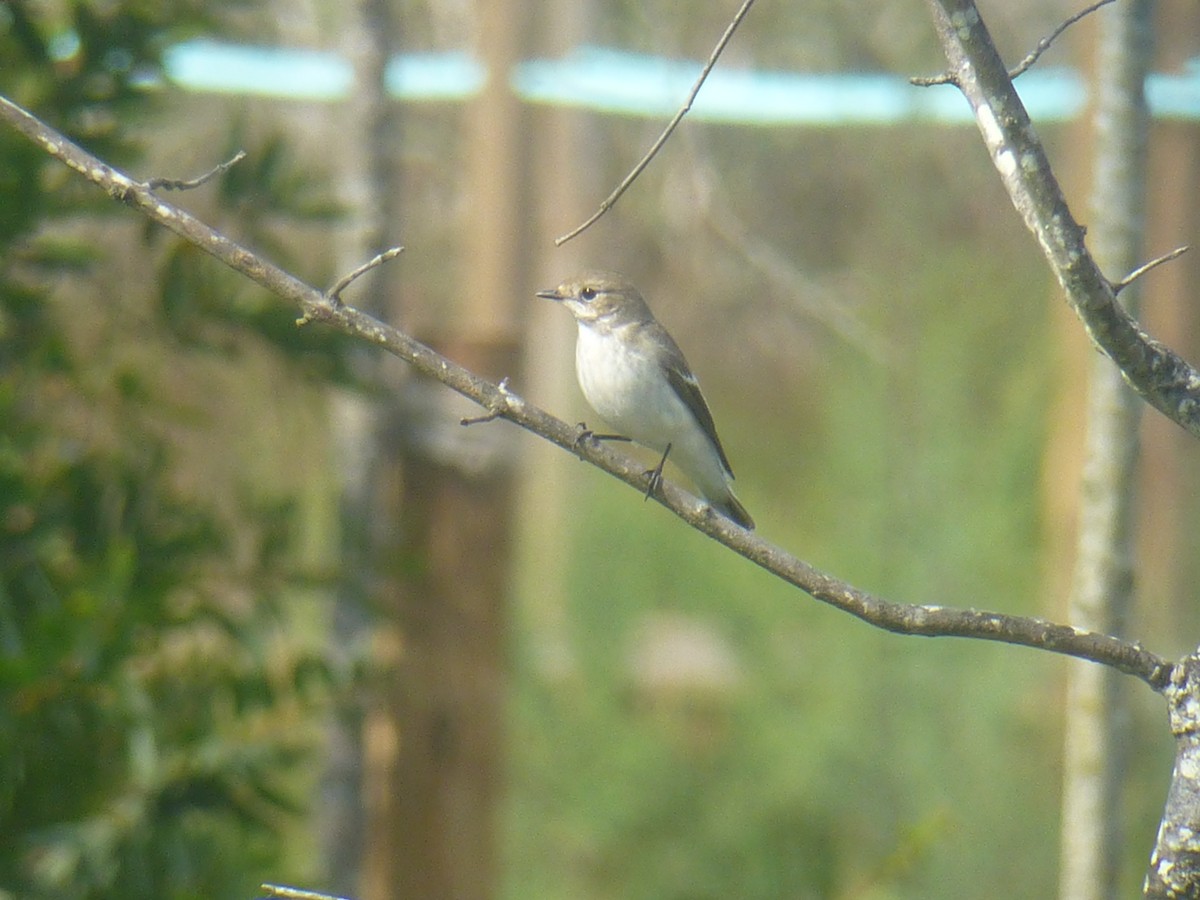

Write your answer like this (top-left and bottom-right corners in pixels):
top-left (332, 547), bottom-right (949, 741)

top-left (580, 287), bottom-right (597, 301)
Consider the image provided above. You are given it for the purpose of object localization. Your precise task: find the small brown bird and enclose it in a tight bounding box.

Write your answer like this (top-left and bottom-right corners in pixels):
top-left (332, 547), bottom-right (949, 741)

top-left (537, 271), bottom-right (754, 530)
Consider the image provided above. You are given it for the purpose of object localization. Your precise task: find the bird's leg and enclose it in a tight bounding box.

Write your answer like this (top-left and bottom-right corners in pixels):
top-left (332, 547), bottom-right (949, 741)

top-left (572, 422), bottom-right (633, 450)
top-left (644, 443), bottom-right (672, 501)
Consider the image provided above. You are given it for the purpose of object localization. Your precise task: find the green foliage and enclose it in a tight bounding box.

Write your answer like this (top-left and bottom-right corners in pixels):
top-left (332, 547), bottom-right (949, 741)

top-left (1, 0), bottom-right (226, 169)
top-left (148, 126), bottom-right (358, 385)
top-left (0, 425), bottom-right (328, 899)
top-left (0, 3), bottom-right (351, 898)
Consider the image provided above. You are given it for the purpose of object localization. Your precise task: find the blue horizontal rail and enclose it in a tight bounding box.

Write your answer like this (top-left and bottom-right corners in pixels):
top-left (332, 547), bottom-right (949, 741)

top-left (160, 39), bottom-right (1200, 125)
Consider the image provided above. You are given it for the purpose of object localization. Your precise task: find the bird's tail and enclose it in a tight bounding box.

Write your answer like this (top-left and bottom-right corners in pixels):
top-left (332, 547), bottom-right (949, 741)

top-left (715, 491), bottom-right (755, 531)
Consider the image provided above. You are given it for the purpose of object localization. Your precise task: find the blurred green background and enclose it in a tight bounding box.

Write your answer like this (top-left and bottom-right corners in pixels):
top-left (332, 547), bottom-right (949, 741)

top-left (3, 1), bottom-right (1199, 898)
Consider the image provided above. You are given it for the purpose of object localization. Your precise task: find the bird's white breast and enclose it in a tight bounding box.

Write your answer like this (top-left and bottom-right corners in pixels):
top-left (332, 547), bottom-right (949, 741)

top-left (574, 322), bottom-right (689, 451)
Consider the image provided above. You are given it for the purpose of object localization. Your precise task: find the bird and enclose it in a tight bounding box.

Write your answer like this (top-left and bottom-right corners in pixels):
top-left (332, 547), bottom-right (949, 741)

top-left (537, 270), bottom-right (754, 530)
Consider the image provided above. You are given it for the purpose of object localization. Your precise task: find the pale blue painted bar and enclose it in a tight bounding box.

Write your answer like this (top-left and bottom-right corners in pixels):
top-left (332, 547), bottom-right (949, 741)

top-left (164, 40), bottom-right (353, 100)
top-left (163, 40), bottom-right (484, 101)
top-left (158, 39), bottom-right (1200, 125)
top-left (514, 47), bottom-right (1088, 124)
top-left (1148, 59), bottom-right (1200, 120)
top-left (386, 52), bottom-right (487, 98)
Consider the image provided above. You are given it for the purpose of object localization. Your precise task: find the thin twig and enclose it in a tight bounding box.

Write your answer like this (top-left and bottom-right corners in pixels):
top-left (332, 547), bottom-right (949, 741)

top-left (913, 0), bottom-right (1117, 87)
top-left (1113, 246), bottom-right (1190, 295)
top-left (325, 245), bottom-right (405, 304)
top-left (684, 153), bottom-right (890, 361)
top-left (910, 71), bottom-right (958, 88)
top-left (554, 0), bottom-right (757, 245)
top-left (143, 150), bottom-right (246, 191)
top-left (261, 884), bottom-right (352, 900)
top-left (1009, 0), bottom-right (1118, 79)
top-left (461, 377), bottom-right (513, 425)
top-left (461, 410), bottom-right (502, 425)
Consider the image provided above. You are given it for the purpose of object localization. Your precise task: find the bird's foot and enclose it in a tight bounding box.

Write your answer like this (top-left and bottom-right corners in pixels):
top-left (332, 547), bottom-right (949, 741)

top-left (642, 443), bottom-right (672, 502)
top-left (571, 422), bottom-right (594, 451)
top-left (572, 423), bottom-right (632, 451)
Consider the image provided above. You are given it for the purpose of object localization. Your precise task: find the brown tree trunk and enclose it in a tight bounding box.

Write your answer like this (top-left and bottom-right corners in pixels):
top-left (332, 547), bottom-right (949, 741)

top-left (362, 0), bottom-right (530, 895)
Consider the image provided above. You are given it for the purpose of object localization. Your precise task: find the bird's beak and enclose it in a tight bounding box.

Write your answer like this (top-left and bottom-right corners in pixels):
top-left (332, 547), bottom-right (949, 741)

top-left (536, 287), bottom-right (565, 301)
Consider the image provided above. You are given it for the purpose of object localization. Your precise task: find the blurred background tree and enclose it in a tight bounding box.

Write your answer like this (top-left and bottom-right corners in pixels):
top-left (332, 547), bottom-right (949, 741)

top-left (0, 3), bottom-right (361, 898)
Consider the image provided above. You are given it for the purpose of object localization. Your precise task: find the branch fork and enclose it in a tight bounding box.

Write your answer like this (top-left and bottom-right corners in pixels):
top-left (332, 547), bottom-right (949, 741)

top-left (924, 0), bottom-right (1200, 440)
top-left (911, 0), bottom-right (1118, 86)
top-left (325, 246), bottom-right (405, 305)
top-left (460, 376), bottom-right (522, 426)
top-left (142, 150), bottom-right (246, 192)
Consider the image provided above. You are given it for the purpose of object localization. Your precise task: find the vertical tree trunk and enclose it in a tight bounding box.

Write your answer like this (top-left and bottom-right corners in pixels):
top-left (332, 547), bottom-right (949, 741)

top-left (1059, 3), bottom-right (1154, 899)
top-left (374, 340), bottom-right (518, 900)
top-left (365, 0), bottom-right (530, 896)
top-left (1139, 2), bottom-right (1200, 896)
top-left (516, 0), bottom-right (597, 682)
top-left (324, 0), bottom-right (400, 894)
top-left (1138, 0), bottom-right (1200, 653)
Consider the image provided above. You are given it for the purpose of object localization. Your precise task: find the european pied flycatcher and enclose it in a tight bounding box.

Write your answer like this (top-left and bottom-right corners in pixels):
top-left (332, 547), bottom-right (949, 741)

top-left (538, 271), bottom-right (754, 530)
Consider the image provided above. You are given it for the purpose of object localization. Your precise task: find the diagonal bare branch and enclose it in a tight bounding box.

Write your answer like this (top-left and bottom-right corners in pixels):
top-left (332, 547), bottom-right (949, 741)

top-left (554, 0), bottom-right (757, 245)
top-left (0, 90), bottom-right (1175, 691)
top-left (1009, 0), bottom-right (1118, 79)
top-left (924, 0), bottom-right (1200, 441)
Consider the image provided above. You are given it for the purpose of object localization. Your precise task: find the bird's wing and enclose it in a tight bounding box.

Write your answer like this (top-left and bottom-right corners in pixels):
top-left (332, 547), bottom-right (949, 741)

top-left (659, 340), bottom-right (737, 479)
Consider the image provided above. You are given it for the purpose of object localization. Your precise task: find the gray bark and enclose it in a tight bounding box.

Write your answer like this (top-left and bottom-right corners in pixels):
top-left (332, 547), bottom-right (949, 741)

top-left (1145, 651), bottom-right (1200, 897)
top-left (1060, 3), bottom-right (1154, 899)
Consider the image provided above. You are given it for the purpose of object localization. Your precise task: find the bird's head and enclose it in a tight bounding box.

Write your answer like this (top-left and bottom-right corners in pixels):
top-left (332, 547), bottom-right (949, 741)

top-left (536, 271), bottom-right (652, 327)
